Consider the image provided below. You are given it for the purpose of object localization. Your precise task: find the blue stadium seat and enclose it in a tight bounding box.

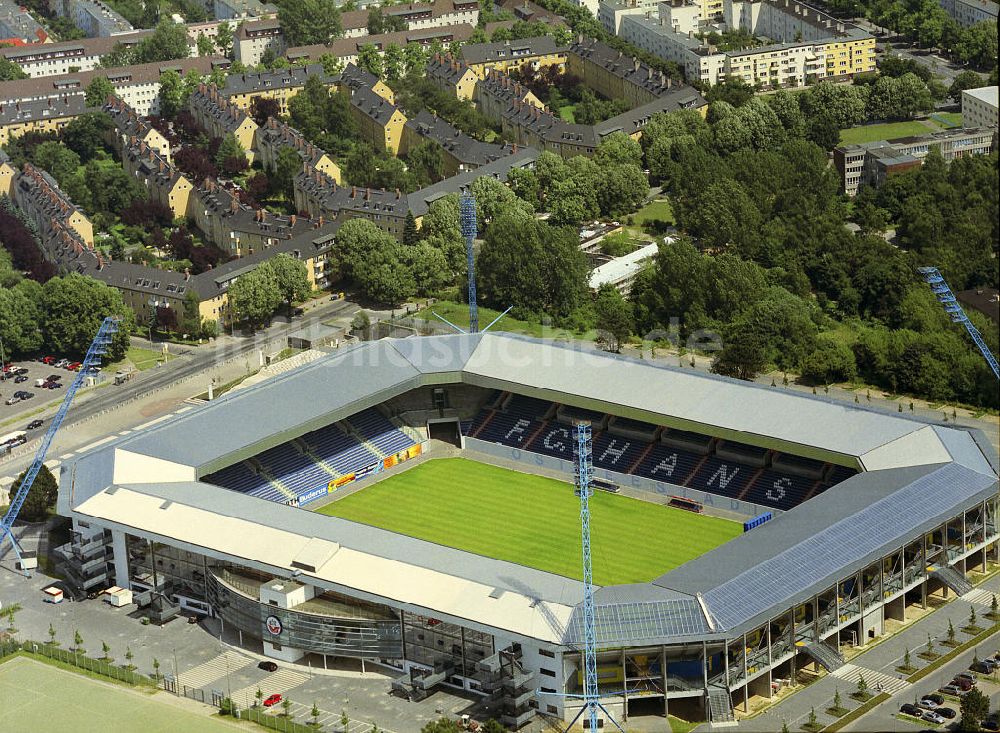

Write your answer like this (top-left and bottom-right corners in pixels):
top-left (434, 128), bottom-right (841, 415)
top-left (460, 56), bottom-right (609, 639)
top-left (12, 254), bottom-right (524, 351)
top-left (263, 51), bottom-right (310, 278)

top-left (527, 422), bottom-right (576, 460)
top-left (476, 410), bottom-right (544, 447)
top-left (503, 394), bottom-right (552, 419)
top-left (825, 464), bottom-right (857, 485)
top-left (686, 456), bottom-right (754, 499)
top-left (742, 470), bottom-right (817, 511)
top-left (591, 431), bottom-right (647, 473)
top-left (633, 443), bottom-right (702, 485)
top-left (348, 409), bottom-right (415, 456)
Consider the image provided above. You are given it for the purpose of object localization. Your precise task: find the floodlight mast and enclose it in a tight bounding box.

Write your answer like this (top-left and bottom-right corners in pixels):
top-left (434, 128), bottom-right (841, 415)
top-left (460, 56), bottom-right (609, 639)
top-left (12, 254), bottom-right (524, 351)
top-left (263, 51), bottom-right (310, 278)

top-left (460, 192), bottom-right (479, 334)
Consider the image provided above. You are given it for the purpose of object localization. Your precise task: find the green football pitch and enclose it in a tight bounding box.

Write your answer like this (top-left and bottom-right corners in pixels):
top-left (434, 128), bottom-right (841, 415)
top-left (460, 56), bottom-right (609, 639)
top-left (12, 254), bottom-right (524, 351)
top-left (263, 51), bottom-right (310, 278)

top-left (317, 457), bottom-right (741, 585)
top-left (0, 655), bottom-right (242, 733)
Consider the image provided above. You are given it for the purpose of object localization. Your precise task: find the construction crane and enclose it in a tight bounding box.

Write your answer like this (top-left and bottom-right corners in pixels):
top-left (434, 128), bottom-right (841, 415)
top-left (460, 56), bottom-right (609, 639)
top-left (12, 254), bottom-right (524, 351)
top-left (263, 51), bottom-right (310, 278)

top-left (433, 192), bottom-right (512, 334)
top-left (0, 317), bottom-right (120, 576)
top-left (564, 421), bottom-right (626, 733)
top-left (917, 267), bottom-right (999, 380)
top-left (460, 191), bottom-right (479, 334)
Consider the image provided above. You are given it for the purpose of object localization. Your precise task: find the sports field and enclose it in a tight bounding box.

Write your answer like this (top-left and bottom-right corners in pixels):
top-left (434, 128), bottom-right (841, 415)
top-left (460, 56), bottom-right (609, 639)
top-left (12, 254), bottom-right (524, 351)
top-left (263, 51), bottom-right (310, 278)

top-left (317, 458), bottom-right (741, 585)
top-left (0, 655), bottom-right (241, 733)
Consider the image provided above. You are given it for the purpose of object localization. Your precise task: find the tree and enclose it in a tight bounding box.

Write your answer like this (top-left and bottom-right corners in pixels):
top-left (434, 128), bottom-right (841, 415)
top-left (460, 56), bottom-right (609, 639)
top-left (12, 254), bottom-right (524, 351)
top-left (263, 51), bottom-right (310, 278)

top-left (152, 657), bottom-right (160, 679)
top-left (47, 623), bottom-right (58, 645)
top-left (351, 310), bottom-right (370, 334)
top-left (357, 44), bottom-right (383, 78)
top-left (711, 327), bottom-right (768, 381)
top-left (471, 175), bottom-right (532, 228)
top-left (158, 69), bottom-right (184, 119)
top-left (478, 212), bottom-right (588, 318)
top-left (383, 43), bottom-right (405, 82)
top-left (594, 285), bottom-right (633, 352)
top-left (0, 56), bottom-right (28, 81)
top-left (948, 618), bottom-right (956, 644)
top-left (85, 76), bottom-right (116, 107)
top-left (311, 702), bottom-right (321, 727)
top-left (279, 0), bottom-right (342, 47)
top-left (33, 142), bottom-right (81, 186)
top-left (61, 112), bottom-right (113, 161)
top-left (101, 640), bottom-right (112, 661)
top-left (74, 629), bottom-right (84, 653)
top-left (0, 602), bottom-right (20, 633)
top-left (271, 146), bottom-right (302, 202)
top-left (680, 179), bottom-right (761, 251)
top-left (807, 708), bottom-right (817, 729)
top-left (856, 674), bottom-right (868, 699)
top-left (256, 688), bottom-right (264, 706)
top-left (215, 21), bottom-right (234, 57)
top-left (341, 710), bottom-right (350, 733)
top-left (0, 281), bottom-right (44, 354)
top-left (281, 697), bottom-right (292, 718)
top-left (403, 211), bottom-right (420, 245)
top-left (421, 719), bottom-right (462, 733)
top-left (801, 337), bottom-right (857, 384)
top-left (949, 70), bottom-right (986, 100)
top-left (903, 647), bottom-right (911, 669)
top-left (960, 687), bottom-right (990, 731)
top-left (969, 606), bottom-right (978, 628)
top-left (215, 132), bottom-right (247, 173)
top-left (833, 689), bottom-right (842, 711)
top-left (597, 163), bottom-right (648, 218)
top-left (250, 96), bottom-right (281, 126)
top-left (180, 290), bottom-right (202, 337)
top-left (41, 273), bottom-right (134, 359)
top-left (406, 140), bottom-right (444, 187)
top-left (196, 32), bottom-right (214, 57)
top-left (264, 253), bottom-right (311, 311)
top-left (353, 244), bottom-right (417, 305)
top-left (594, 132), bottom-right (643, 167)
top-left (227, 267), bottom-right (282, 327)
top-left (11, 464), bottom-right (58, 523)
top-left (135, 20), bottom-right (192, 64)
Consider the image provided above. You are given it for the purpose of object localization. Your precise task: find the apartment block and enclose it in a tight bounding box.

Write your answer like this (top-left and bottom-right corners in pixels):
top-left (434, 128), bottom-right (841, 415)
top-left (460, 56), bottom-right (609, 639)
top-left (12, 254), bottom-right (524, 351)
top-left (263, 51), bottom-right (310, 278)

top-left (12, 162), bottom-right (94, 246)
top-left (938, 0), bottom-right (998, 26)
top-left (0, 0), bottom-right (48, 43)
top-left (104, 95), bottom-right (172, 162)
top-left (426, 52), bottom-right (481, 100)
top-left (188, 83), bottom-right (259, 161)
top-left (66, 0), bottom-right (133, 37)
top-left (234, 17), bottom-right (284, 66)
top-left (834, 127), bottom-right (995, 196)
top-left (402, 108), bottom-right (520, 176)
top-left (222, 64), bottom-right (340, 115)
top-left (459, 35), bottom-right (567, 78)
top-left (619, 0), bottom-right (875, 88)
top-left (344, 84), bottom-right (408, 154)
top-left (213, 0), bottom-right (277, 21)
top-left (0, 31), bottom-right (150, 77)
top-left (255, 116), bottom-right (342, 184)
top-left (962, 86), bottom-right (998, 130)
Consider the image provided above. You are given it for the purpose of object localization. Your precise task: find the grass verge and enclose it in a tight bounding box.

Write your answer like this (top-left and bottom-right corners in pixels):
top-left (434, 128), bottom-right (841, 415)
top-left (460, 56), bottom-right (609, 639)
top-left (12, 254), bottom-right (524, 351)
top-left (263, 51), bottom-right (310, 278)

top-left (907, 622), bottom-right (1000, 683)
top-left (822, 692), bottom-right (890, 732)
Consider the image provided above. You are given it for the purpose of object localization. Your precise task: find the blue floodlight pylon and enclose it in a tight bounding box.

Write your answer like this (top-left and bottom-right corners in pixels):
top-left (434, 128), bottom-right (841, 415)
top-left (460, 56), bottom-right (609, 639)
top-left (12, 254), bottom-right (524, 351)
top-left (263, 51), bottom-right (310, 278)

top-left (0, 316), bottom-right (120, 576)
top-left (917, 267), bottom-right (999, 380)
top-left (459, 192), bottom-right (479, 334)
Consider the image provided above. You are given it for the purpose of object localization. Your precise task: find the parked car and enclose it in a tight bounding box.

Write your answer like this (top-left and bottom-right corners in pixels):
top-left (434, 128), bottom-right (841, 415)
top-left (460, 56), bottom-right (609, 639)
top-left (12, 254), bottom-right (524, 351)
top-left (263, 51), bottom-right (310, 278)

top-left (935, 707), bottom-right (955, 719)
top-left (900, 703), bottom-right (922, 716)
top-left (26, 420), bottom-right (44, 430)
top-left (918, 698), bottom-right (939, 710)
top-left (46, 374), bottom-right (61, 382)
top-left (4, 396), bottom-right (19, 405)
top-left (922, 693), bottom-right (944, 705)
top-left (67, 362), bottom-right (81, 371)
top-left (971, 660), bottom-right (995, 674)
top-left (14, 375), bottom-right (27, 383)
top-left (939, 683), bottom-right (965, 695)
top-left (54, 359), bottom-right (69, 368)
top-left (983, 717), bottom-right (1000, 732)
top-left (257, 661), bottom-right (278, 672)
top-left (920, 710), bottom-right (945, 725)
top-left (955, 671), bottom-right (977, 685)
top-left (263, 693), bottom-right (282, 707)
top-left (41, 356), bottom-right (56, 365)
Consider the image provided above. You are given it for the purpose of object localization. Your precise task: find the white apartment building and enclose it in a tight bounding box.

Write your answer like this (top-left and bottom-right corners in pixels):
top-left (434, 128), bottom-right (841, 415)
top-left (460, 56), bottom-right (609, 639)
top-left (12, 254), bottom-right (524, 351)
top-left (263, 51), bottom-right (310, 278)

top-left (962, 86), bottom-right (998, 129)
top-left (68, 0), bottom-right (133, 37)
top-left (939, 0), bottom-right (998, 26)
top-left (234, 18), bottom-right (284, 66)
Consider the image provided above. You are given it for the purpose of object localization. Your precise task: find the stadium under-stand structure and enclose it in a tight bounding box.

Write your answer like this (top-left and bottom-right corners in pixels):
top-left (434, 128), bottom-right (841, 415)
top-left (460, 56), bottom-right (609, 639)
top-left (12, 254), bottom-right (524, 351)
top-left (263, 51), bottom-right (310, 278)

top-left (58, 333), bottom-right (1000, 727)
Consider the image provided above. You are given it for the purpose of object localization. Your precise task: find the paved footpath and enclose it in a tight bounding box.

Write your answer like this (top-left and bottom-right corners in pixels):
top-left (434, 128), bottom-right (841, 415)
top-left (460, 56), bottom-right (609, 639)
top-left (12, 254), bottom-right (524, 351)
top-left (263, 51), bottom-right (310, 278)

top-left (705, 574), bottom-right (1000, 732)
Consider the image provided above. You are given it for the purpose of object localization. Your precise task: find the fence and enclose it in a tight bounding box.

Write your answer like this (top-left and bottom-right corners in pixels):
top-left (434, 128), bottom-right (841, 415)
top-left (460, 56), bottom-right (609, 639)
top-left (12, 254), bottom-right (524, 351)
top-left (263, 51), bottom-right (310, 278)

top-left (26, 641), bottom-right (156, 686)
top-left (240, 706), bottom-right (321, 733)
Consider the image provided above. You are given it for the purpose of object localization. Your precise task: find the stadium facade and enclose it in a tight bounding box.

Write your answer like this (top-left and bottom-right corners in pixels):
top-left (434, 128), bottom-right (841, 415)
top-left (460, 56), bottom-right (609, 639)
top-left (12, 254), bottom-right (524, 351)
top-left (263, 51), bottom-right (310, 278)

top-left (58, 333), bottom-right (999, 726)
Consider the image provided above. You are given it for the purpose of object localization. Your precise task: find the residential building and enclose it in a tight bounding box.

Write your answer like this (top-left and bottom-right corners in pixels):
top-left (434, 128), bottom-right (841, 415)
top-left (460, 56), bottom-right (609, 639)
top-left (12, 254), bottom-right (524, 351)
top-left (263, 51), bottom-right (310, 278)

top-left (188, 83), bottom-right (259, 162)
top-left (104, 95), bottom-right (172, 162)
top-left (284, 23), bottom-right (478, 70)
top-left (0, 147), bottom-right (15, 196)
top-left (401, 109), bottom-right (520, 175)
top-left (619, 0), bottom-right (876, 88)
top-left (233, 17), bottom-right (284, 66)
top-left (339, 63), bottom-right (395, 105)
top-left (0, 94), bottom-right (84, 147)
top-left (497, 0), bottom-right (567, 27)
top-left (65, 0), bottom-right (133, 37)
top-left (588, 241), bottom-right (658, 295)
top-left (833, 127), bottom-right (995, 196)
top-left (567, 36), bottom-right (678, 105)
top-left (426, 52), bottom-right (481, 99)
top-left (221, 64), bottom-right (340, 115)
top-left (939, 0), bottom-right (998, 26)
top-left (962, 86), bottom-right (998, 130)
top-left (0, 31), bottom-right (151, 78)
top-left (120, 137), bottom-right (194, 218)
top-left (338, 0), bottom-right (479, 38)
top-left (11, 162), bottom-right (94, 246)
top-left (344, 84), bottom-right (408, 154)
top-left (213, 0), bottom-right (277, 21)
top-left (0, 0), bottom-right (48, 44)
top-left (0, 55), bottom-right (229, 119)
top-left (459, 35), bottom-right (567, 77)
top-left (255, 116), bottom-right (342, 184)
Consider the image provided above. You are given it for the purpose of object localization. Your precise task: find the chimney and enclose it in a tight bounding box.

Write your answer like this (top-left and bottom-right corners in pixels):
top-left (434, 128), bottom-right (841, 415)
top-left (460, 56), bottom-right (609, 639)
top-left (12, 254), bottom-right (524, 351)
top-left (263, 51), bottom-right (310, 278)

top-left (290, 214), bottom-right (296, 227)
top-left (513, 143), bottom-right (518, 153)
top-left (395, 188), bottom-right (400, 199)
top-left (365, 188), bottom-right (371, 200)
top-left (634, 58), bottom-right (640, 72)
top-left (184, 268), bottom-right (191, 281)
top-left (230, 198), bottom-right (238, 214)
top-left (351, 186), bottom-right (356, 198)
top-left (667, 77), bottom-right (672, 88)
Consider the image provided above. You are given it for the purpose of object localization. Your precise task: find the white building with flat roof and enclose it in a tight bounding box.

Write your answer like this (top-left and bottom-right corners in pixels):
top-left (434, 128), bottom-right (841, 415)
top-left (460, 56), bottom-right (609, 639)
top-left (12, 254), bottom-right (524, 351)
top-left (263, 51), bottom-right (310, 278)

top-left (939, 0), bottom-right (998, 26)
top-left (588, 241), bottom-right (659, 295)
top-left (962, 86), bottom-right (998, 130)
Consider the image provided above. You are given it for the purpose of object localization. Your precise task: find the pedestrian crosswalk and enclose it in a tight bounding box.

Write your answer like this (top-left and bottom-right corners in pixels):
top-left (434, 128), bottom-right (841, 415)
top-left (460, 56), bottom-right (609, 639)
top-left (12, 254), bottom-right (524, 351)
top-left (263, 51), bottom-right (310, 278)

top-left (962, 588), bottom-right (996, 608)
top-left (831, 663), bottom-right (910, 695)
top-left (232, 667), bottom-right (310, 708)
top-left (178, 650), bottom-right (253, 689)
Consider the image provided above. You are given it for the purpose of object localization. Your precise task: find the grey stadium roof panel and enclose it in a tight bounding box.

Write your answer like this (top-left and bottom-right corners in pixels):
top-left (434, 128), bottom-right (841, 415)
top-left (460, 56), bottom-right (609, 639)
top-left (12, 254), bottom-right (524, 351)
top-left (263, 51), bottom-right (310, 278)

top-left (62, 332), bottom-right (998, 646)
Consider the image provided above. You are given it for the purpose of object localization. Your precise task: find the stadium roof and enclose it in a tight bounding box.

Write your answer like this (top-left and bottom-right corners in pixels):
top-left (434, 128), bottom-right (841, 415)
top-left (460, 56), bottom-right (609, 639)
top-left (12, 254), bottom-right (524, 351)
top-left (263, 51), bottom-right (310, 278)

top-left (63, 333), bottom-right (998, 646)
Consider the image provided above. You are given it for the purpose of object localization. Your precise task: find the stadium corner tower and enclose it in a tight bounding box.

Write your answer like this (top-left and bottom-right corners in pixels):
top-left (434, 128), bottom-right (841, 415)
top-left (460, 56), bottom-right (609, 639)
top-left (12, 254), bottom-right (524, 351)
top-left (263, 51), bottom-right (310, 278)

top-left (59, 333), bottom-right (999, 726)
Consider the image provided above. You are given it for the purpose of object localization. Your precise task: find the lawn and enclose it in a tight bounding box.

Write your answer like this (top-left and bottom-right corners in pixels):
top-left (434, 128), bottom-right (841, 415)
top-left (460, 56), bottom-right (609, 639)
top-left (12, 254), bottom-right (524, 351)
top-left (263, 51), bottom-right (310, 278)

top-left (414, 301), bottom-right (595, 340)
top-left (929, 112), bottom-right (963, 128)
top-left (317, 458), bottom-right (741, 585)
top-left (0, 656), bottom-right (241, 733)
top-left (838, 121), bottom-right (933, 145)
top-left (125, 346), bottom-right (174, 371)
top-left (631, 198), bottom-right (675, 226)
top-left (559, 104), bottom-right (577, 123)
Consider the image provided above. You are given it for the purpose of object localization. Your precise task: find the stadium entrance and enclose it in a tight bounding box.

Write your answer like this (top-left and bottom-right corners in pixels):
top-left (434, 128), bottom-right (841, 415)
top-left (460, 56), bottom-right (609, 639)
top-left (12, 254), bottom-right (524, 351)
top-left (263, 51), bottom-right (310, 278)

top-left (427, 418), bottom-right (461, 447)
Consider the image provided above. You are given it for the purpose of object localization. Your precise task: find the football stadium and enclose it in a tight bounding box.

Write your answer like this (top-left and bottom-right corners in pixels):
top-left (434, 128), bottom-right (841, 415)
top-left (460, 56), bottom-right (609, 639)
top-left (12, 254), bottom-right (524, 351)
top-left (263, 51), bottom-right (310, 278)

top-left (58, 333), bottom-right (1000, 727)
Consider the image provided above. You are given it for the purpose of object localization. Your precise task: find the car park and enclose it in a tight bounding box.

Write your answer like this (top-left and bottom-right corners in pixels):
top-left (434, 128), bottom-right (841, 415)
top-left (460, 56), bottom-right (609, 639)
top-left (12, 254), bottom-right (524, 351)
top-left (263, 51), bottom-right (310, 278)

top-left (257, 661), bottom-right (278, 672)
top-left (263, 693), bottom-right (282, 707)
